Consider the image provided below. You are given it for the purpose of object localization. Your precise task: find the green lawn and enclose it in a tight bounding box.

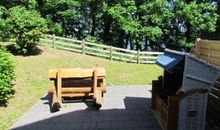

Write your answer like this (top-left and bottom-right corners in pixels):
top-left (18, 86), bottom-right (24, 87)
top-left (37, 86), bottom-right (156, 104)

top-left (0, 45), bottom-right (162, 130)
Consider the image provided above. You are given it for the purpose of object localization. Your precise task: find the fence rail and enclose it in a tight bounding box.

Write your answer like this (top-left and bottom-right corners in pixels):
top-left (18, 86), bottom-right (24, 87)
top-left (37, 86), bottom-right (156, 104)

top-left (40, 34), bottom-right (163, 64)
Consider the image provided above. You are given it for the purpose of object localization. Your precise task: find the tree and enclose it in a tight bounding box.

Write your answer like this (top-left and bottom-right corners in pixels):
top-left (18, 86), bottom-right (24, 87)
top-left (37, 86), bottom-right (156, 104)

top-left (163, 0), bottom-right (218, 51)
top-left (6, 6), bottom-right (47, 55)
top-left (0, 0), bottom-right (217, 52)
top-left (43, 0), bottom-right (80, 37)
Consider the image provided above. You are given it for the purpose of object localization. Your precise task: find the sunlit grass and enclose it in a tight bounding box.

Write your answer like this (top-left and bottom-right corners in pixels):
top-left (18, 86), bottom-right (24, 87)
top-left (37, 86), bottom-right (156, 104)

top-left (0, 45), bottom-right (162, 130)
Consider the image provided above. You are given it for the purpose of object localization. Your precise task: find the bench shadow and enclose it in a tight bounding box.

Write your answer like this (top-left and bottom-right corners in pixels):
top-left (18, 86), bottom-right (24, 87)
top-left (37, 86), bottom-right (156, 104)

top-left (11, 95), bottom-right (161, 130)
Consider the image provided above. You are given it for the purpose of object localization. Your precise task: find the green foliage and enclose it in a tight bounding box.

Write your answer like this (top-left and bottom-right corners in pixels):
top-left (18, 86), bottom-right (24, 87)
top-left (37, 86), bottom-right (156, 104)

top-left (48, 22), bottom-right (63, 35)
top-left (84, 35), bottom-right (97, 43)
top-left (6, 6), bottom-right (47, 55)
top-left (179, 1), bottom-right (217, 32)
top-left (0, 6), bottom-right (10, 41)
top-left (0, 47), bottom-right (15, 103)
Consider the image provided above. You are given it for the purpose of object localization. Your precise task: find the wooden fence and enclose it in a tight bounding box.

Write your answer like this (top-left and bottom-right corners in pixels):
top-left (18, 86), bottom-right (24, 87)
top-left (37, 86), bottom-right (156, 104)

top-left (193, 39), bottom-right (220, 122)
top-left (39, 34), bottom-right (163, 64)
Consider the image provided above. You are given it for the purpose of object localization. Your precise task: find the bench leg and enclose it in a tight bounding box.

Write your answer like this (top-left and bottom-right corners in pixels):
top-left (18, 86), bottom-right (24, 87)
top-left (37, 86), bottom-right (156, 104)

top-left (93, 89), bottom-right (104, 109)
top-left (51, 91), bottom-right (61, 112)
top-left (48, 87), bottom-right (61, 111)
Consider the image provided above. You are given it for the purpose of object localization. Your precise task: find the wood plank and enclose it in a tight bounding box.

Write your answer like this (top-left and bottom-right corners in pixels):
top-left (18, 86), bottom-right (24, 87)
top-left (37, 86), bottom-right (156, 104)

top-left (208, 97), bottom-right (220, 107)
top-left (210, 87), bottom-right (220, 97)
top-left (140, 51), bottom-right (164, 55)
top-left (198, 49), bottom-right (220, 57)
top-left (112, 51), bottom-right (136, 58)
top-left (112, 56), bottom-right (136, 63)
top-left (49, 68), bottom-right (106, 79)
top-left (139, 56), bottom-right (159, 59)
top-left (198, 55), bottom-right (220, 66)
top-left (93, 69), bottom-right (98, 99)
top-left (61, 93), bottom-right (94, 97)
top-left (62, 87), bottom-right (92, 93)
top-left (56, 41), bottom-right (82, 48)
top-left (208, 93), bottom-right (220, 103)
top-left (213, 81), bottom-right (220, 89)
top-left (40, 38), bottom-right (53, 43)
top-left (112, 46), bottom-right (137, 53)
top-left (54, 35), bottom-right (83, 43)
top-left (161, 106), bottom-right (168, 127)
top-left (86, 51), bottom-right (109, 58)
top-left (57, 46), bottom-right (82, 53)
top-left (85, 46), bottom-right (109, 54)
top-left (197, 40), bottom-right (220, 48)
top-left (84, 41), bottom-right (110, 49)
top-left (140, 60), bottom-right (155, 64)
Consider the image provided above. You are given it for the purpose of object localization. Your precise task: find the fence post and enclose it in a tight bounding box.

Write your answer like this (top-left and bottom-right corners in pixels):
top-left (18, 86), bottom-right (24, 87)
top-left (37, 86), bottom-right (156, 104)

top-left (110, 46), bottom-right (113, 61)
top-left (137, 49), bottom-right (140, 64)
top-left (82, 40), bottom-right (85, 55)
top-left (52, 34), bottom-right (56, 48)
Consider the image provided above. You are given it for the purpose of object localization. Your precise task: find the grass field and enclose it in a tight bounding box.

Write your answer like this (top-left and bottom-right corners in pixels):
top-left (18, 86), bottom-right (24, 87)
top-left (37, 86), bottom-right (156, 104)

top-left (0, 45), bottom-right (162, 130)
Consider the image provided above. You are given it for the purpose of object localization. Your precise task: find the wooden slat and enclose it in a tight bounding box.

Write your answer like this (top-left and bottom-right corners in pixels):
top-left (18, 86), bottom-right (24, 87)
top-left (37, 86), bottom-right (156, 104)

top-left (62, 87), bottom-right (92, 93)
top-left (208, 93), bottom-right (220, 103)
top-left (56, 41), bottom-right (82, 48)
top-left (140, 56), bottom-right (159, 59)
top-left (210, 87), bottom-right (220, 97)
top-left (198, 55), bottom-right (220, 66)
top-left (40, 38), bottom-right (53, 43)
top-left (62, 93), bottom-right (94, 97)
top-left (198, 49), bottom-right (220, 57)
top-left (140, 60), bottom-right (155, 64)
top-left (86, 51), bottom-right (109, 58)
top-left (49, 68), bottom-right (106, 79)
top-left (214, 81), bottom-right (220, 89)
top-left (112, 46), bottom-right (137, 53)
top-left (84, 41), bottom-right (110, 49)
top-left (57, 46), bottom-right (82, 53)
top-left (140, 51), bottom-right (164, 55)
top-left (85, 47), bottom-right (109, 54)
top-left (44, 34), bottom-right (54, 38)
top-left (55, 35), bottom-right (83, 43)
top-left (112, 56), bottom-right (136, 63)
top-left (112, 51), bottom-right (136, 58)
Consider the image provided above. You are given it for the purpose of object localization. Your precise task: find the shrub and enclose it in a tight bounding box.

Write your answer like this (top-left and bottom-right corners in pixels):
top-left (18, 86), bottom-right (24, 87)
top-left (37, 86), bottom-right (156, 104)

top-left (6, 6), bottom-right (47, 55)
top-left (0, 46), bottom-right (15, 104)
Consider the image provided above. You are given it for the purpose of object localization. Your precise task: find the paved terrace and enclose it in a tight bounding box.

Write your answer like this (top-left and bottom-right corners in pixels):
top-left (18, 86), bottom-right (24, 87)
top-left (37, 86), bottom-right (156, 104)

top-left (11, 86), bottom-right (161, 130)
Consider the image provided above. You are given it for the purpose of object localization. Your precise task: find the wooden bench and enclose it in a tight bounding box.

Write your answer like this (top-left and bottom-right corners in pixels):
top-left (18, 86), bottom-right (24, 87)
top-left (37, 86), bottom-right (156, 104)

top-left (48, 67), bottom-right (106, 111)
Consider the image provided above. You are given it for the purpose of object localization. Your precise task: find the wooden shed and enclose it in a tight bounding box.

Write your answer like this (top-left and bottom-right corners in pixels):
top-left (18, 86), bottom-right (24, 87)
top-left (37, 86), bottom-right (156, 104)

top-left (151, 49), bottom-right (220, 130)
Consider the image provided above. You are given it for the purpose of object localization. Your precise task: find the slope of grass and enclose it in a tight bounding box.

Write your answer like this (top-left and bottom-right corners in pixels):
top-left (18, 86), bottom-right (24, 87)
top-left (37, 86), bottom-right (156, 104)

top-left (0, 45), bottom-right (162, 130)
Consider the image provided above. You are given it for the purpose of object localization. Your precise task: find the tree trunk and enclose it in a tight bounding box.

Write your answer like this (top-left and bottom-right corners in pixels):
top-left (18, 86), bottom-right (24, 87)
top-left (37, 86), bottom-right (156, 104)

top-left (90, 0), bottom-right (97, 36)
top-left (103, 14), bottom-right (112, 44)
top-left (117, 29), bottom-right (125, 48)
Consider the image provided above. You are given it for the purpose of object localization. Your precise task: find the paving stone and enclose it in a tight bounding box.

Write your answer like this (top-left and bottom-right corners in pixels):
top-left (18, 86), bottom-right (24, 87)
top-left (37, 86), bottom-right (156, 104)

top-left (10, 86), bottom-right (161, 130)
